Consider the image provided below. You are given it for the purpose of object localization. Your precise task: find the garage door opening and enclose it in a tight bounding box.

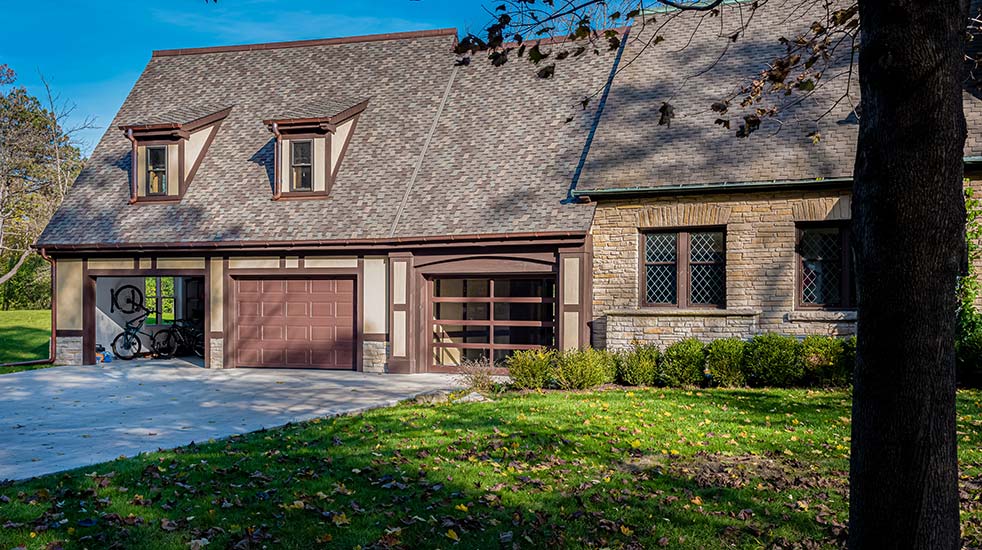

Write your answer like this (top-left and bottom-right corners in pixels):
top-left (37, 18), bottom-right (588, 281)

top-left (232, 277), bottom-right (355, 370)
top-left (430, 276), bottom-right (555, 371)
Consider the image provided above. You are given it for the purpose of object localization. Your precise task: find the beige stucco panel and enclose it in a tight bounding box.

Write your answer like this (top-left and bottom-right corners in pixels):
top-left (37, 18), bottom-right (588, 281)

top-left (305, 257), bottom-right (357, 268)
top-left (157, 257), bottom-right (206, 270)
top-left (184, 126), bottom-right (213, 178)
top-left (166, 143), bottom-right (179, 196)
top-left (563, 257), bottom-right (580, 306)
top-left (139, 258), bottom-right (152, 269)
top-left (210, 257), bottom-right (223, 333)
top-left (393, 310), bottom-right (407, 357)
top-left (280, 138), bottom-right (290, 189)
top-left (392, 261), bottom-right (407, 305)
top-left (136, 146), bottom-right (147, 197)
top-left (563, 311), bottom-right (580, 350)
top-left (285, 257), bottom-right (300, 269)
top-left (332, 118), bottom-right (354, 168)
top-left (314, 137), bottom-right (327, 192)
top-left (56, 259), bottom-right (83, 330)
top-left (363, 258), bottom-right (388, 334)
top-left (87, 258), bottom-right (134, 271)
top-left (229, 257), bottom-right (280, 269)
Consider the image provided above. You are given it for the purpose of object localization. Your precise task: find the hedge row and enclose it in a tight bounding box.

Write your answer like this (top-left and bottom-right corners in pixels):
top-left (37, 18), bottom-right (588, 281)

top-left (506, 334), bottom-right (856, 390)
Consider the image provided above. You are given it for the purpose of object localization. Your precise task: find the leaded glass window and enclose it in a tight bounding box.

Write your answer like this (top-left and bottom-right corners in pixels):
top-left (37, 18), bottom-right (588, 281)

top-left (798, 224), bottom-right (854, 308)
top-left (642, 230), bottom-right (725, 308)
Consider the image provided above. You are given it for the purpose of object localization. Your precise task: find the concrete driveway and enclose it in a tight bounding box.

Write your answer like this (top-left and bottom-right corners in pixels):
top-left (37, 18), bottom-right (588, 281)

top-left (0, 360), bottom-right (457, 481)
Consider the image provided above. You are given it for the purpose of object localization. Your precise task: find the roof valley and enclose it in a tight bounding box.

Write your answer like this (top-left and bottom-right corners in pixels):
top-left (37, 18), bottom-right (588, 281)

top-left (388, 64), bottom-right (460, 237)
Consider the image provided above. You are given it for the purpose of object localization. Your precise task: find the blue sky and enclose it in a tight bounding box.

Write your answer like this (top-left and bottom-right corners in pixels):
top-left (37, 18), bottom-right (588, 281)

top-left (2, 0), bottom-right (492, 155)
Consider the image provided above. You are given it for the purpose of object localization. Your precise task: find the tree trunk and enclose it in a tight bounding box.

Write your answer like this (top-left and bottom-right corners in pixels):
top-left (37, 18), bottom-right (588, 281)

top-left (850, 0), bottom-right (968, 547)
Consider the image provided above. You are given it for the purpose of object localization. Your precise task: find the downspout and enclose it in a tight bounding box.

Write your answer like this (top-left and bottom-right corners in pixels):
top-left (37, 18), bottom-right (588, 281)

top-left (271, 122), bottom-right (282, 200)
top-left (125, 129), bottom-right (138, 204)
top-left (0, 247), bottom-right (56, 368)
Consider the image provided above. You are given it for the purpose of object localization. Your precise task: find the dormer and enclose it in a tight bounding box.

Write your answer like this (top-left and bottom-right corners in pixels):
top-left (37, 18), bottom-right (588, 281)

top-left (120, 105), bottom-right (231, 204)
top-left (263, 98), bottom-right (368, 200)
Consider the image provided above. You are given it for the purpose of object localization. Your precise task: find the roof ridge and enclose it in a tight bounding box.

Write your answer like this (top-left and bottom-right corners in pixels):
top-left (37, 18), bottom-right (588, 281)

top-left (152, 28), bottom-right (459, 58)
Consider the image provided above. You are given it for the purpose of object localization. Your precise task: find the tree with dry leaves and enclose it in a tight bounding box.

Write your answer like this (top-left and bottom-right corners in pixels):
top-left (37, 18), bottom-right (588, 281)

top-left (458, 0), bottom-right (981, 547)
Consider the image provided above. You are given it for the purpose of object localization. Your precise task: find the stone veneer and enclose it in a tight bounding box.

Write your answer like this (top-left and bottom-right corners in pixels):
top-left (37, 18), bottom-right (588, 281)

top-left (55, 336), bottom-right (83, 366)
top-left (591, 188), bottom-right (858, 350)
top-left (209, 337), bottom-right (224, 369)
top-left (363, 340), bottom-right (387, 373)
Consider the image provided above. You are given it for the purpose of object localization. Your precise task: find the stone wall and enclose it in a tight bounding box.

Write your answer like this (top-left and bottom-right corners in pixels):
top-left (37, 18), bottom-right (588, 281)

top-left (591, 188), bottom-right (858, 350)
top-left (209, 337), bottom-right (224, 369)
top-left (363, 340), bottom-right (387, 373)
top-left (55, 336), bottom-right (82, 366)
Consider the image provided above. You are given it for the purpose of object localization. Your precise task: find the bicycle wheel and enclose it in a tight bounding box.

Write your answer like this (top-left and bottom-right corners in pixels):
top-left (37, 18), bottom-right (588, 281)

top-left (192, 332), bottom-right (205, 358)
top-left (113, 285), bottom-right (145, 314)
top-left (152, 329), bottom-right (180, 358)
top-left (112, 332), bottom-right (142, 360)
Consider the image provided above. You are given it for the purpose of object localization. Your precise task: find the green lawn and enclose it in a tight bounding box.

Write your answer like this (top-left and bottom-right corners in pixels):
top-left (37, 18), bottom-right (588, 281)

top-left (1, 388), bottom-right (981, 549)
top-left (0, 309), bottom-right (51, 372)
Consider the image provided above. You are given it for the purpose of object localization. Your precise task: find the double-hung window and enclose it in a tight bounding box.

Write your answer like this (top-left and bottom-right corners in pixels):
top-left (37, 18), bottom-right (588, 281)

top-left (797, 222), bottom-right (854, 309)
top-left (290, 140), bottom-right (313, 192)
top-left (642, 229), bottom-right (726, 308)
top-left (146, 146), bottom-right (168, 195)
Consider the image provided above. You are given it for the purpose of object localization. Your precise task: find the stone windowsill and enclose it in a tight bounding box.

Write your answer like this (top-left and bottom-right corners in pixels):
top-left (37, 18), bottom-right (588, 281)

top-left (606, 308), bottom-right (762, 318)
top-left (787, 310), bottom-right (858, 322)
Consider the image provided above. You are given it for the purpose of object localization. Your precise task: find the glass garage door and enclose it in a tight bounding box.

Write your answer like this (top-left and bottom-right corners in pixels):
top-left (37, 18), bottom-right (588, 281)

top-left (430, 276), bottom-right (556, 369)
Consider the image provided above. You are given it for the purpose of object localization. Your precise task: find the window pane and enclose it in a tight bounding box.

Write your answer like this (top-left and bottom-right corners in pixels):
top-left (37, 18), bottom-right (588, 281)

top-left (292, 166), bottom-right (312, 190)
top-left (493, 278), bottom-right (555, 298)
top-left (493, 326), bottom-right (554, 346)
top-left (433, 279), bottom-right (490, 298)
top-left (645, 264), bottom-right (677, 304)
top-left (148, 147), bottom-right (166, 169)
top-left (689, 232), bottom-right (725, 263)
top-left (148, 170), bottom-right (166, 194)
top-left (493, 302), bottom-right (553, 321)
top-left (432, 324), bottom-right (490, 344)
top-left (800, 227), bottom-right (842, 305)
top-left (433, 346), bottom-right (487, 366)
top-left (689, 232), bottom-right (725, 306)
top-left (291, 141), bottom-right (312, 165)
top-left (433, 302), bottom-right (490, 321)
top-left (646, 233), bottom-right (677, 263)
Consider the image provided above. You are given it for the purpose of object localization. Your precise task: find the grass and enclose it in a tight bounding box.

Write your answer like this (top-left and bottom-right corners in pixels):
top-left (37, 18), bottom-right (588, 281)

top-left (1, 387), bottom-right (981, 549)
top-left (0, 309), bottom-right (51, 372)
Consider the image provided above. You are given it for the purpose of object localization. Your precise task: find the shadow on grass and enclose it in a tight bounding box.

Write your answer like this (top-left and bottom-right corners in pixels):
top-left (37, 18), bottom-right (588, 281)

top-left (0, 324), bottom-right (50, 366)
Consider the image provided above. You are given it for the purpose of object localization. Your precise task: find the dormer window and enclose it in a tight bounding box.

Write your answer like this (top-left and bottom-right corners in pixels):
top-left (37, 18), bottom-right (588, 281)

top-left (264, 98), bottom-right (368, 201)
top-left (120, 105), bottom-right (231, 204)
top-left (147, 146), bottom-right (168, 195)
top-left (290, 140), bottom-right (313, 192)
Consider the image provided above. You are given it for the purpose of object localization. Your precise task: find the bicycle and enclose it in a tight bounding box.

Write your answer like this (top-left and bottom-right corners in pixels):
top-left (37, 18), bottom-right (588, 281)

top-left (110, 284), bottom-right (169, 360)
top-left (152, 318), bottom-right (205, 358)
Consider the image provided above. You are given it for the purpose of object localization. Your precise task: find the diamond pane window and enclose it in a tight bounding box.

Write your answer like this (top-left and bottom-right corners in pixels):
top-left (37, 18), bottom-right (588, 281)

top-left (798, 224), bottom-right (854, 308)
top-left (643, 230), bottom-right (725, 308)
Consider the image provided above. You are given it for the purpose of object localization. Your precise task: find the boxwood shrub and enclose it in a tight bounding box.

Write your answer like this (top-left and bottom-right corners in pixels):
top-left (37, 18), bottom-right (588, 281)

top-left (616, 343), bottom-right (660, 386)
top-left (743, 333), bottom-right (804, 387)
top-left (554, 348), bottom-right (617, 390)
top-left (505, 349), bottom-right (555, 389)
top-left (659, 338), bottom-right (706, 387)
top-left (704, 338), bottom-right (746, 388)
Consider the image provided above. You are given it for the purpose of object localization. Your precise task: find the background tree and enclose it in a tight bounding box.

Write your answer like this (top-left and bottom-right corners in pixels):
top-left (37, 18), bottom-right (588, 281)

top-left (459, 0), bottom-right (981, 547)
top-left (0, 64), bottom-right (87, 306)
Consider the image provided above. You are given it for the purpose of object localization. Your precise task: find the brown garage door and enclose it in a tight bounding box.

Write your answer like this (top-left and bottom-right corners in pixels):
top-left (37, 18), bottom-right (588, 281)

top-left (234, 277), bottom-right (355, 369)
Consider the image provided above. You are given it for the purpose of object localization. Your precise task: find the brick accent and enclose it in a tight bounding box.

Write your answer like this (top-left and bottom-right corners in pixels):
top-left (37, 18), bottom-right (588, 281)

top-left (55, 336), bottom-right (83, 366)
top-left (209, 337), bottom-right (224, 369)
top-left (363, 340), bottom-right (387, 373)
top-left (591, 188), bottom-right (857, 350)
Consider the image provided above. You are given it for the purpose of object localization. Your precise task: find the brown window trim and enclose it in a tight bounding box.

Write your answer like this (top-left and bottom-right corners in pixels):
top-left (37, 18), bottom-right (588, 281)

top-left (796, 221), bottom-right (855, 310)
top-left (639, 227), bottom-right (726, 309)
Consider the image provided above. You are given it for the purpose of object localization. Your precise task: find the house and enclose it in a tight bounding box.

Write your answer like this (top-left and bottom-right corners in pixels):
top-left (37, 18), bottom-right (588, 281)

top-left (36, 7), bottom-right (982, 372)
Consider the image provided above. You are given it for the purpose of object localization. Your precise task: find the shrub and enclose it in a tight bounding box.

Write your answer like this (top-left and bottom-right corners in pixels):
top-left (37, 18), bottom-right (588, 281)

top-left (835, 336), bottom-right (857, 387)
top-left (957, 327), bottom-right (982, 388)
top-left (455, 357), bottom-right (499, 394)
top-left (554, 348), bottom-right (617, 390)
top-left (659, 339), bottom-right (706, 387)
top-left (704, 338), bottom-right (746, 387)
top-left (743, 333), bottom-right (804, 387)
top-left (801, 335), bottom-right (845, 386)
top-left (617, 343), bottom-right (660, 386)
top-left (506, 349), bottom-right (555, 390)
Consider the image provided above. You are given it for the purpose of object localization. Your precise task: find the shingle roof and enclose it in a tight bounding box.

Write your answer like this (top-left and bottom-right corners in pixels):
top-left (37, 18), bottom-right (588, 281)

top-left (574, 2), bottom-right (982, 193)
top-left (37, 30), bottom-right (613, 247)
top-left (123, 103), bottom-right (233, 129)
top-left (264, 97), bottom-right (368, 123)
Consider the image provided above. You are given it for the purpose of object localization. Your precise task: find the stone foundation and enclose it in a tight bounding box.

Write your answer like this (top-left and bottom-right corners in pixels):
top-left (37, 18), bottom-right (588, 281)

top-left (363, 340), bottom-right (387, 373)
top-left (55, 336), bottom-right (83, 366)
top-left (605, 309), bottom-right (760, 350)
top-left (209, 337), bottom-right (224, 369)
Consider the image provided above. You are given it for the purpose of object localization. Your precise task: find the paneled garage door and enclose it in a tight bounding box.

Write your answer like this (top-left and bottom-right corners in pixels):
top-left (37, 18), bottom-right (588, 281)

top-left (233, 277), bottom-right (355, 369)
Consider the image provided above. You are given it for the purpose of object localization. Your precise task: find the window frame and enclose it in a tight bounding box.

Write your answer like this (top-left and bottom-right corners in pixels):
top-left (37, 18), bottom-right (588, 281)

top-left (145, 146), bottom-right (168, 196)
top-left (796, 221), bottom-right (855, 310)
top-left (289, 139), bottom-right (314, 192)
top-left (639, 227), bottom-right (727, 309)
top-left (145, 276), bottom-right (176, 325)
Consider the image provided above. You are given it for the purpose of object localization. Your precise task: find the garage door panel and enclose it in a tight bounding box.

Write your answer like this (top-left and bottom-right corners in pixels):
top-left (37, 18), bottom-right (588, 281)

top-left (234, 277), bottom-right (355, 370)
